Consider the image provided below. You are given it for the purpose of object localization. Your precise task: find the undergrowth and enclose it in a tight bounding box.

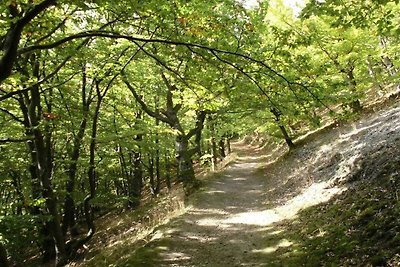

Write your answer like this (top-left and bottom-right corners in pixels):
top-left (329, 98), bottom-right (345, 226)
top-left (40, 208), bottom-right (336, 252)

top-left (263, 162), bottom-right (400, 266)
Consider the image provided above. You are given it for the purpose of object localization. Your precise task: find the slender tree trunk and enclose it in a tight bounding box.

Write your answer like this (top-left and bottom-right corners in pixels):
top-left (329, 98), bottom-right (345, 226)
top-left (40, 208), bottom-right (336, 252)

top-left (227, 137), bottom-right (231, 154)
top-left (148, 155), bottom-right (156, 195)
top-left (209, 120), bottom-right (218, 171)
top-left (83, 94), bottom-right (101, 241)
top-left (154, 106), bottom-right (161, 195)
top-left (270, 107), bottom-right (295, 150)
top-left (165, 154), bottom-right (172, 190)
top-left (218, 138), bottom-right (226, 159)
top-left (155, 149), bottom-right (161, 195)
top-left (128, 110), bottom-right (143, 208)
top-left (62, 116), bottom-right (87, 236)
top-left (129, 148), bottom-right (142, 207)
top-left (63, 70), bottom-right (90, 236)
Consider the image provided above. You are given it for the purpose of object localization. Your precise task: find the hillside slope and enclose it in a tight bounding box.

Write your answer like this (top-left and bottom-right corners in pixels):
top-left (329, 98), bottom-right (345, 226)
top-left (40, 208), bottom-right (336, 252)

top-left (75, 101), bottom-right (400, 266)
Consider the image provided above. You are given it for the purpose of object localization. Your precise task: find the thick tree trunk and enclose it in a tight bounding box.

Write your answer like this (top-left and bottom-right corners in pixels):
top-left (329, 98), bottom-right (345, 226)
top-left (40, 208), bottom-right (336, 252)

top-left (175, 135), bottom-right (196, 186)
top-left (25, 118), bottom-right (56, 262)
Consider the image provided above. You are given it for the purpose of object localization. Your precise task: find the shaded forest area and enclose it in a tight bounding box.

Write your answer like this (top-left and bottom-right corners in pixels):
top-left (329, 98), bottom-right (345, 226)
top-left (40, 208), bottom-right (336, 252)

top-left (0, 0), bottom-right (399, 266)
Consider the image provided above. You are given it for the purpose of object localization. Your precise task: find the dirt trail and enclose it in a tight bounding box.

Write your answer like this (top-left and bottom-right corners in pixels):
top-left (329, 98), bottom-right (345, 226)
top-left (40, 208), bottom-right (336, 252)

top-left (127, 144), bottom-right (278, 266)
top-left (113, 102), bottom-right (400, 266)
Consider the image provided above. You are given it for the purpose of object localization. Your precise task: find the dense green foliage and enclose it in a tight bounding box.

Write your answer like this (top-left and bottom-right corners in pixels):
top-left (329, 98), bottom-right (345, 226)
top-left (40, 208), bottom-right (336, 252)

top-left (0, 0), bottom-right (399, 265)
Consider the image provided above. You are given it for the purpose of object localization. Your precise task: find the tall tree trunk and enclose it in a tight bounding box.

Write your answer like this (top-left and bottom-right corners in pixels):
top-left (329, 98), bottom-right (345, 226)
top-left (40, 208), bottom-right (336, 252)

top-left (19, 97), bottom-right (56, 262)
top-left (62, 69), bottom-right (89, 236)
top-left (83, 84), bottom-right (102, 241)
top-left (62, 115), bottom-right (87, 236)
top-left (25, 55), bottom-right (66, 265)
top-left (128, 110), bottom-right (143, 208)
top-left (154, 104), bottom-right (161, 195)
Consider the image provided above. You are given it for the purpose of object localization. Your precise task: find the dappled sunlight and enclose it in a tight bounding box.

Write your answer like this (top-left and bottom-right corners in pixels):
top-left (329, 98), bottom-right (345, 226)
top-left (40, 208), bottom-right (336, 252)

top-left (224, 181), bottom-right (345, 227)
top-left (339, 121), bottom-right (382, 140)
top-left (205, 190), bottom-right (226, 195)
top-left (253, 239), bottom-right (293, 254)
top-left (159, 251), bottom-right (191, 262)
top-left (192, 180), bottom-right (344, 231)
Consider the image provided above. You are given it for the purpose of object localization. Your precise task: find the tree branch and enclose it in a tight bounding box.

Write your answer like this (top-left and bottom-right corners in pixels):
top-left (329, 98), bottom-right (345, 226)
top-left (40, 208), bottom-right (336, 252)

top-left (0, 0), bottom-right (56, 82)
top-left (123, 79), bottom-right (171, 125)
top-left (0, 137), bottom-right (34, 144)
top-left (0, 107), bottom-right (24, 124)
top-left (19, 30), bottom-right (286, 82)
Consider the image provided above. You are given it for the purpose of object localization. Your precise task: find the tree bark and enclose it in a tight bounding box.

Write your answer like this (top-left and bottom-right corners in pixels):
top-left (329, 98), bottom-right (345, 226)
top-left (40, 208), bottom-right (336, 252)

top-left (270, 107), bottom-right (295, 150)
top-left (175, 135), bottom-right (196, 185)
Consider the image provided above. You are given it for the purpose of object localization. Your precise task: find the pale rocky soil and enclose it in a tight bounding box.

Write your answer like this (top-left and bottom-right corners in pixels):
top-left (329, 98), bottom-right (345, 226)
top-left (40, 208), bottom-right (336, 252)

top-left (113, 100), bottom-right (400, 266)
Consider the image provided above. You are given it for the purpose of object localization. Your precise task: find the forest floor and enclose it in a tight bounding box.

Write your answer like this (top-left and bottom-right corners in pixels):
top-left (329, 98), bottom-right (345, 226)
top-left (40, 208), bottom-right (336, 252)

top-left (74, 98), bottom-right (400, 267)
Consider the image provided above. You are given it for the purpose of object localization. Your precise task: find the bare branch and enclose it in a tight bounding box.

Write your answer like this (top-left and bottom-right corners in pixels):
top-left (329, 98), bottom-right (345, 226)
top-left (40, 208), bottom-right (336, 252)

top-left (0, 107), bottom-right (24, 124)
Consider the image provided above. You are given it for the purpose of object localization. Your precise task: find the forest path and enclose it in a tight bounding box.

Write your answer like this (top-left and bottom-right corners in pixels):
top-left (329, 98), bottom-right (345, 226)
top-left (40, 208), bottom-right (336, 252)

top-left (114, 101), bottom-right (400, 267)
top-left (127, 143), bottom-right (280, 266)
